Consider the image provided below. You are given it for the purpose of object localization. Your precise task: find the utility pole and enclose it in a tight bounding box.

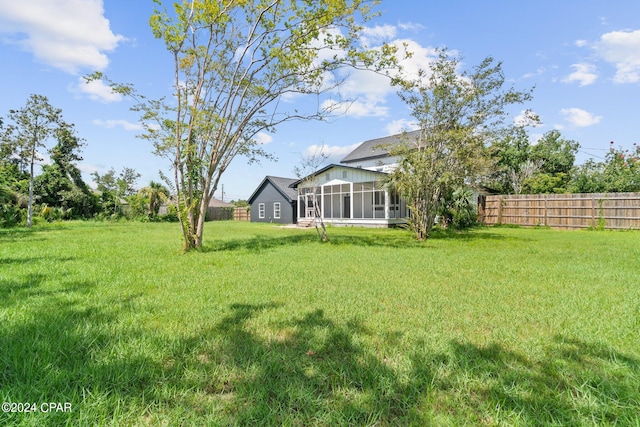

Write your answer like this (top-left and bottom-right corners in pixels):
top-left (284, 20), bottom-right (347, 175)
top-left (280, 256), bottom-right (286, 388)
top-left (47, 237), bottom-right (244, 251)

top-left (221, 184), bottom-right (225, 202)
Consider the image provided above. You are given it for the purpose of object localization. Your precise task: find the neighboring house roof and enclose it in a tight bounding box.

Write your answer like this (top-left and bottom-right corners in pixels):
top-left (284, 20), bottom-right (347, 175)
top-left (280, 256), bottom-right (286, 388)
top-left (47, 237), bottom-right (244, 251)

top-left (289, 164), bottom-right (387, 188)
top-left (247, 175), bottom-right (298, 204)
top-left (209, 197), bottom-right (234, 208)
top-left (340, 130), bottom-right (420, 164)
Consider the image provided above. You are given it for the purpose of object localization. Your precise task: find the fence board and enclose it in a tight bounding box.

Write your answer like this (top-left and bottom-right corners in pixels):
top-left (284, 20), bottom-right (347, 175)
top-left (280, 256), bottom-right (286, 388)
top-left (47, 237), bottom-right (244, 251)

top-left (480, 192), bottom-right (640, 230)
top-left (234, 207), bottom-right (250, 221)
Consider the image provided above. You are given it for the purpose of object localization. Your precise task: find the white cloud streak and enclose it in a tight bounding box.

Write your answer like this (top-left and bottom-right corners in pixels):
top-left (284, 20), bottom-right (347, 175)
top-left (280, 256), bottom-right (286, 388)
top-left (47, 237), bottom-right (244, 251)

top-left (77, 78), bottom-right (123, 103)
top-left (595, 29), bottom-right (640, 83)
top-left (303, 143), bottom-right (361, 160)
top-left (560, 108), bottom-right (602, 127)
top-left (92, 119), bottom-right (142, 131)
top-left (562, 63), bottom-right (598, 86)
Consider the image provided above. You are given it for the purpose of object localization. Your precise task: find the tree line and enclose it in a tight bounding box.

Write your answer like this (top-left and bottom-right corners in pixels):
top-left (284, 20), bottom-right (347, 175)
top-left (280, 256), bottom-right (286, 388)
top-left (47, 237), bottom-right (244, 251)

top-left (0, 94), bottom-right (173, 228)
top-left (2, 1), bottom-right (638, 244)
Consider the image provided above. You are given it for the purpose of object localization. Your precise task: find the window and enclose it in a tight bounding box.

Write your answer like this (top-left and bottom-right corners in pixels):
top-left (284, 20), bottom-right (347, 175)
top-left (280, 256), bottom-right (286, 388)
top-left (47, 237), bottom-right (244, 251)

top-left (258, 203), bottom-right (265, 219)
top-left (274, 202), bottom-right (281, 219)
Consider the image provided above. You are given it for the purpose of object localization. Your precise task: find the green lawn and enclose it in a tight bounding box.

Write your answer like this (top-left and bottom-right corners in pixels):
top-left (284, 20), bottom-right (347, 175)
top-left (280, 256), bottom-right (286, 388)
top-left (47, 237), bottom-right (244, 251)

top-left (1, 221), bottom-right (638, 426)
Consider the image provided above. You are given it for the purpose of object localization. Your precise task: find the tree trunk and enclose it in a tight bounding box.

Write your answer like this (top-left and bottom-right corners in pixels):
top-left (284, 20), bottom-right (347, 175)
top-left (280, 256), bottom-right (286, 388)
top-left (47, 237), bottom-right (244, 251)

top-left (27, 157), bottom-right (35, 228)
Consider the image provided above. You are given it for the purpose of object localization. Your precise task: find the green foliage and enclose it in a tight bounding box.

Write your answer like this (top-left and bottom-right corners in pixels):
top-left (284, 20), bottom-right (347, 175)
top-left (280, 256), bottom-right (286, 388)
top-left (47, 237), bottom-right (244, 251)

top-left (138, 181), bottom-right (169, 218)
top-left (569, 143), bottom-right (640, 193)
top-left (390, 49), bottom-right (533, 239)
top-left (90, 0), bottom-right (394, 250)
top-left (1, 222), bottom-right (639, 425)
top-left (3, 94), bottom-right (63, 227)
top-left (92, 167), bottom-right (141, 215)
top-left (488, 129), bottom-right (579, 194)
top-left (438, 187), bottom-right (478, 230)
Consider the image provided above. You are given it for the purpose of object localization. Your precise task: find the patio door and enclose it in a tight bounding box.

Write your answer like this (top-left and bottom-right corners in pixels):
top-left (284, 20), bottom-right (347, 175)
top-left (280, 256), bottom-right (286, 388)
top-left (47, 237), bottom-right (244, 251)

top-left (343, 195), bottom-right (351, 218)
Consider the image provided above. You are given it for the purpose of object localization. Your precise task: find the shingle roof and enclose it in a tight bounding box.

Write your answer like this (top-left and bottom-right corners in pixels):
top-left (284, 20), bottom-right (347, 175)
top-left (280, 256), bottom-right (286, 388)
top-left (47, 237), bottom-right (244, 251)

top-left (208, 197), bottom-right (234, 208)
top-left (340, 130), bottom-right (420, 164)
top-left (289, 164), bottom-right (387, 188)
top-left (247, 175), bottom-right (298, 204)
top-left (267, 176), bottom-right (298, 202)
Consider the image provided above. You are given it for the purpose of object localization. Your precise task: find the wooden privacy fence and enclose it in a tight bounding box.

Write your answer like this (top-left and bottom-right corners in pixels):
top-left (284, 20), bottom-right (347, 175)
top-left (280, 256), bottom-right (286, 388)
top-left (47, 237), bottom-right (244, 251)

top-left (234, 207), bottom-right (250, 221)
top-left (479, 192), bottom-right (640, 230)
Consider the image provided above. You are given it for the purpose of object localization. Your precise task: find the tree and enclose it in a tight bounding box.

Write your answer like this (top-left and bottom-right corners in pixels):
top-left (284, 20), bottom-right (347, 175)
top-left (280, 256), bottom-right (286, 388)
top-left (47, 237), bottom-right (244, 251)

top-left (4, 95), bottom-right (62, 227)
top-left (388, 49), bottom-right (533, 239)
top-left (34, 124), bottom-right (98, 218)
top-left (138, 181), bottom-right (170, 218)
top-left (570, 142), bottom-right (640, 193)
top-left (92, 167), bottom-right (141, 215)
top-left (522, 130), bottom-right (579, 193)
top-left (488, 125), bottom-right (536, 194)
top-left (293, 145), bottom-right (329, 242)
top-left (89, 0), bottom-right (394, 251)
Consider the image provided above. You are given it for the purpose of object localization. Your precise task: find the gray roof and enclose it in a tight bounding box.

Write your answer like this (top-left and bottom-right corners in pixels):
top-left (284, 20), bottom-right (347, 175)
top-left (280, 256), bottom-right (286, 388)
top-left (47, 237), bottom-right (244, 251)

top-left (247, 175), bottom-right (298, 204)
top-left (289, 164), bottom-right (387, 188)
top-left (208, 197), bottom-right (234, 208)
top-left (340, 130), bottom-right (420, 164)
top-left (268, 176), bottom-right (298, 201)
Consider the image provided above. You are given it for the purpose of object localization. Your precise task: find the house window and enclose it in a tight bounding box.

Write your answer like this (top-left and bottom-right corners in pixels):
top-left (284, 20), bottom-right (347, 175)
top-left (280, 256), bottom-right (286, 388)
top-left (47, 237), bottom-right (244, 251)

top-left (258, 203), bottom-right (265, 219)
top-left (274, 202), bottom-right (281, 219)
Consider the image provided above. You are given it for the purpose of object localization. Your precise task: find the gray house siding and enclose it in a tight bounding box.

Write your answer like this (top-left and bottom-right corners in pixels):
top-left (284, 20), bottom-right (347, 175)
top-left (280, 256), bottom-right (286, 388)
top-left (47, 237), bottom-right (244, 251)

top-left (249, 180), bottom-right (297, 224)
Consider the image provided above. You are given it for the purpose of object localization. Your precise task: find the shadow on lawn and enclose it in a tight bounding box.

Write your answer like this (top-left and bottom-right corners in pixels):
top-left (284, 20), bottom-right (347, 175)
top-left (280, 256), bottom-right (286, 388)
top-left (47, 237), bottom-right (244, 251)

top-left (206, 228), bottom-right (510, 252)
top-left (1, 298), bottom-right (638, 425)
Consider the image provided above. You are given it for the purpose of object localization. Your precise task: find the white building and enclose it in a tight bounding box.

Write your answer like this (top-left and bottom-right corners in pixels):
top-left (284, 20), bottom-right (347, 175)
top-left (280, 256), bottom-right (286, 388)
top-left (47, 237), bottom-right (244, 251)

top-left (292, 131), bottom-right (420, 227)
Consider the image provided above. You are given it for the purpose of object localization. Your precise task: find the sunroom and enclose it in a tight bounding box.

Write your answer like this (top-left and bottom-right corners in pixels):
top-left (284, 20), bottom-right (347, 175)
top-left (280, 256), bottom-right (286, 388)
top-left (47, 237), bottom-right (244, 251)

top-left (292, 165), bottom-right (408, 227)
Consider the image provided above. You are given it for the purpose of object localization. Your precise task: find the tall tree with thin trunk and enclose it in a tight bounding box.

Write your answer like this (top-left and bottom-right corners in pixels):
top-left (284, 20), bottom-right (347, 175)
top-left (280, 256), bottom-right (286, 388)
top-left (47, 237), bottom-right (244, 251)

top-left (388, 49), bottom-right (534, 239)
top-left (293, 145), bottom-right (329, 241)
top-left (4, 95), bottom-right (62, 227)
top-left (89, 0), bottom-right (394, 251)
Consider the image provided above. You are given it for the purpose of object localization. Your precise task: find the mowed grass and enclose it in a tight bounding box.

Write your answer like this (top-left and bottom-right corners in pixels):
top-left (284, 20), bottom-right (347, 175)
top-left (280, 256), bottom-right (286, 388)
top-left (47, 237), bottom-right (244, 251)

top-left (0, 221), bottom-right (639, 426)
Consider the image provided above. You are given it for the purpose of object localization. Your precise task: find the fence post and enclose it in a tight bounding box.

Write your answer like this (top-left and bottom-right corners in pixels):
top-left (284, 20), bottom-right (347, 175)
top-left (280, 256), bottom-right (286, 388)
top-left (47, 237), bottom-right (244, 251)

top-left (477, 195), bottom-right (486, 224)
top-left (497, 196), bottom-right (503, 225)
top-left (544, 195), bottom-right (548, 227)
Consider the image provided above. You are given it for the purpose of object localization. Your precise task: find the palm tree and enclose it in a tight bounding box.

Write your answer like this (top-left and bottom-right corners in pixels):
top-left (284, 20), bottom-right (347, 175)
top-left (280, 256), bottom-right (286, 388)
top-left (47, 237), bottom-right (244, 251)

top-left (139, 181), bottom-right (169, 218)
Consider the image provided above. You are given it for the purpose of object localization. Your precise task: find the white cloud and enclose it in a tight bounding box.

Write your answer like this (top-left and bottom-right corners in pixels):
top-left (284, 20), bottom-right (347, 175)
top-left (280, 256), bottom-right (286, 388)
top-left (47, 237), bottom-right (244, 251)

top-left (360, 24), bottom-right (397, 47)
top-left (595, 29), bottom-right (640, 83)
top-left (303, 142), bottom-right (361, 159)
top-left (321, 98), bottom-right (389, 118)
top-left (562, 63), bottom-right (598, 86)
top-left (0, 0), bottom-right (124, 73)
top-left (514, 110), bottom-right (541, 127)
top-left (384, 119), bottom-right (419, 135)
top-left (391, 38), bottom-right (440, 81)
top-left (560, 108), bottom-right (602, 127)
top-left (398, 22), bottom-right (426, 33)
top-left (575, 39), bottom-right (588, 48)
top-left (92, 119), bottom-right (142, 131)
top-left (522, 67), bottom-right (546, 79)
top-left (76, 78), bottom-right (123, 103)
top-left (254, 132), bottom-right (273, 145)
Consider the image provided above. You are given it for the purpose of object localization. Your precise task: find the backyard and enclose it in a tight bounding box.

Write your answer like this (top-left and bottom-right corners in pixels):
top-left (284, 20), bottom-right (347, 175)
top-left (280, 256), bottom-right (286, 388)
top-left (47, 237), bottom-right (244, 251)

top-left (1, 221), bottom-right (638, 425)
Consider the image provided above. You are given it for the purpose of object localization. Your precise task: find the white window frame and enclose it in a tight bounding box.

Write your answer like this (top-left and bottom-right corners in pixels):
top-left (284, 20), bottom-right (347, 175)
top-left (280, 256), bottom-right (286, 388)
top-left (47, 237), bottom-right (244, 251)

top-left (273, 202), bottom-right (281, 219)
top-left (258, 203), bottom-right (265, 219)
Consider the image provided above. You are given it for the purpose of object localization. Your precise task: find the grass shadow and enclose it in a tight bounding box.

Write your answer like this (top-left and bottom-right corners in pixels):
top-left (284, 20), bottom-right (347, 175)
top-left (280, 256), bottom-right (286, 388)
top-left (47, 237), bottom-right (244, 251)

top-left (1, 297), bottom-right (638, 425)
top-left (205, 233), bottom-right (319, 252)
top-left (205, 227), bottom-right (513, 252)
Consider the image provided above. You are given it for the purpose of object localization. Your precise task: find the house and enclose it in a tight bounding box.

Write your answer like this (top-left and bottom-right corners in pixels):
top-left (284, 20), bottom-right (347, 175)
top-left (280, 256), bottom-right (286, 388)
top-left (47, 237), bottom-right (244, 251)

top-left (247, 176), bottom-right (298, 224)
top-left (157, 197), bottom-right (234, 221)
top-left (206, 197), bottom-right (235, 220)
top-left (291, 131), bottom-right (420, 227)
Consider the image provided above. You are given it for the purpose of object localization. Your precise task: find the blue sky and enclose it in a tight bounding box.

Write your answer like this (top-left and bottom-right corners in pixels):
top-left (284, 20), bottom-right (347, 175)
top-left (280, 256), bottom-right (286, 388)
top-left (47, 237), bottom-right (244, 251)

top-left (1, 1), bottom-right (639, 201)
